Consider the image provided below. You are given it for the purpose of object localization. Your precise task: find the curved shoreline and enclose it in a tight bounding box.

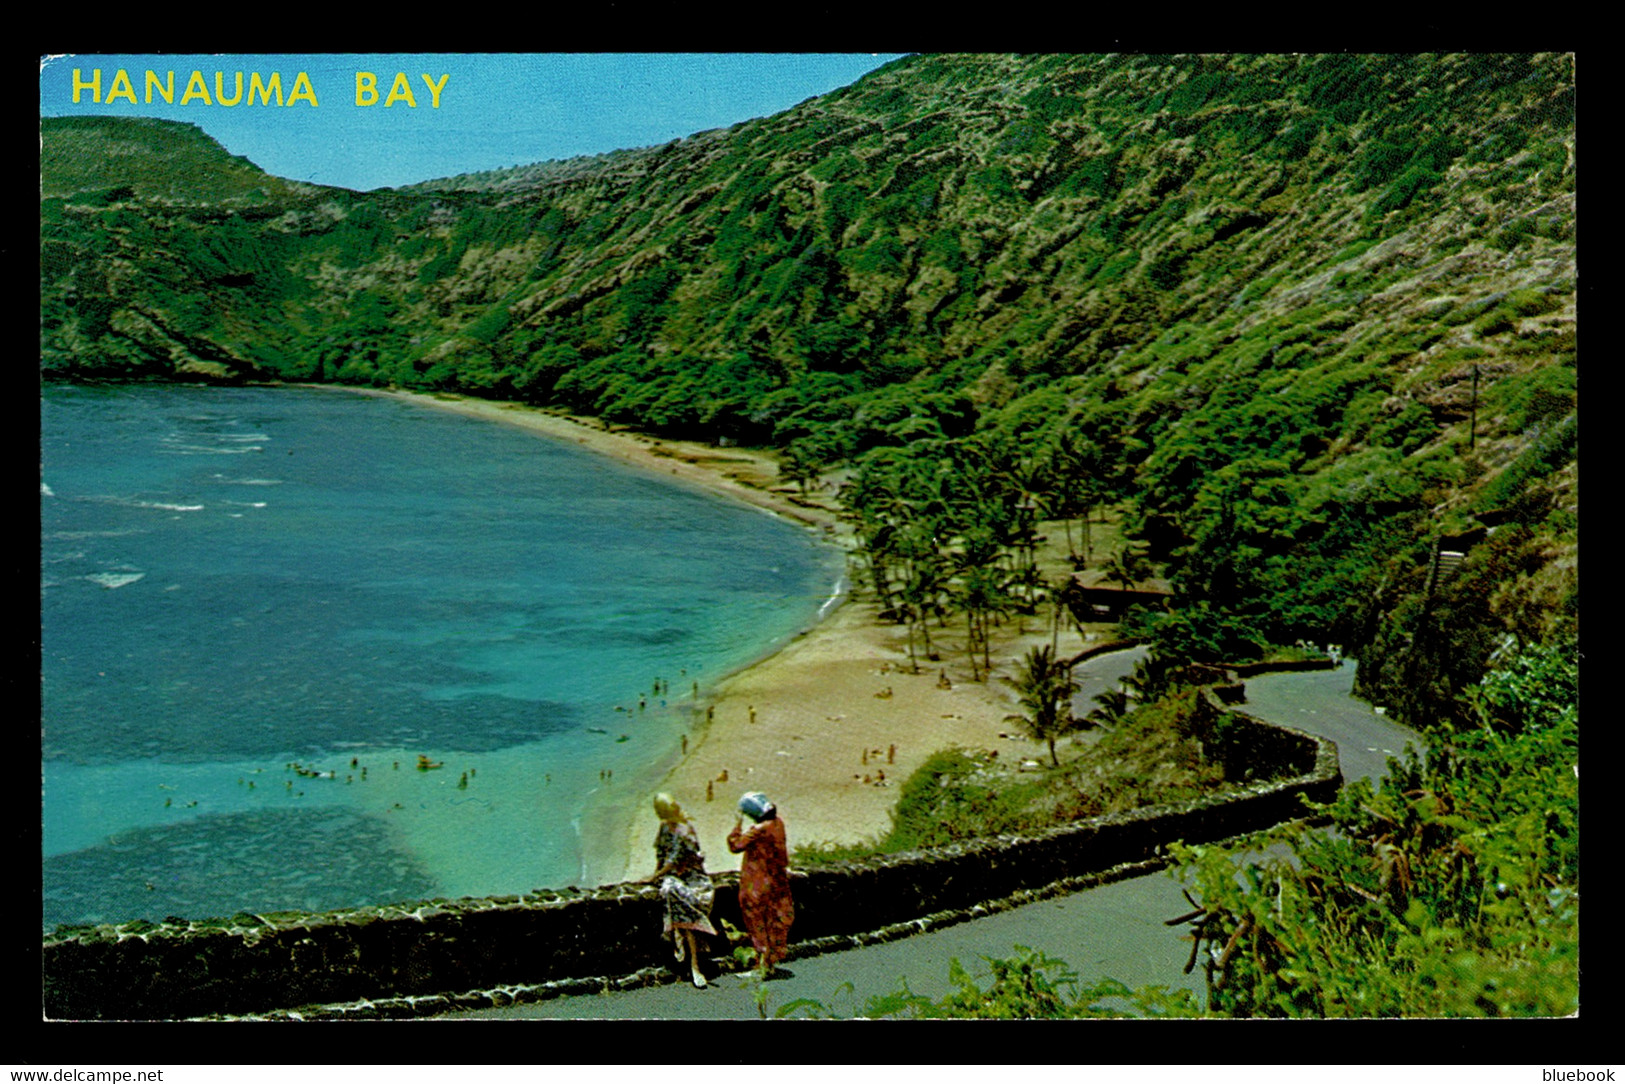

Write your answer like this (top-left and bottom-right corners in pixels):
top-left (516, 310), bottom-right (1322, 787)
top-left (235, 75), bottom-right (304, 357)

top-left (325, 386), bottom-right (1077, 891)
top-left (332, 386), bottom-right (844, 535)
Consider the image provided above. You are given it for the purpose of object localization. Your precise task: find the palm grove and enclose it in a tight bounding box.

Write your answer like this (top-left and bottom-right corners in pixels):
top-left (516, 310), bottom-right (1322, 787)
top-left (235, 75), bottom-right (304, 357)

top-left (41, 53), bottom-right (1577, 1015)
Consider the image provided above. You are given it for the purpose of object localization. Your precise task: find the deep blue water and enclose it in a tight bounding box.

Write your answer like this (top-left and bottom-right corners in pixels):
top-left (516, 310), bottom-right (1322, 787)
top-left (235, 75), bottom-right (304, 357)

top-left (40, 384), bottom-right (842, 930)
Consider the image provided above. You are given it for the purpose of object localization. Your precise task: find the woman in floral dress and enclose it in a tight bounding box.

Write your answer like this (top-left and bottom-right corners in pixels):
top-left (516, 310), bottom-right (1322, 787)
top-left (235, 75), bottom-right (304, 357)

top-left (645, 792), bottom-right (716, 988)
top-left (727, 791), bottom-right (794, 978)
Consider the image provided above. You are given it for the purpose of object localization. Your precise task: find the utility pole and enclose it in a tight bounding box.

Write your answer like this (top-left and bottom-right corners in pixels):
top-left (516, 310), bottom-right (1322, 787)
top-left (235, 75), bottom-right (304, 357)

top-left (1468, 364), bottom-right (1479, 452)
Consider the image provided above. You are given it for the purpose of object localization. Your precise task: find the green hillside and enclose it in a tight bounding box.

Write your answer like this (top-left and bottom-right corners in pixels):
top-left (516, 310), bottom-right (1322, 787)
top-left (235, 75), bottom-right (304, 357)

top-left (39, 115), bottom-right (315, 204)
top-left (40, 51), bottom-right (1576, 727)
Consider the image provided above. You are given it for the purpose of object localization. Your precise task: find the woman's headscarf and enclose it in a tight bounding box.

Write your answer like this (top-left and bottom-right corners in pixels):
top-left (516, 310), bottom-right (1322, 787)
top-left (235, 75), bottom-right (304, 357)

top-left (738, 791), bottom-right (776, 822)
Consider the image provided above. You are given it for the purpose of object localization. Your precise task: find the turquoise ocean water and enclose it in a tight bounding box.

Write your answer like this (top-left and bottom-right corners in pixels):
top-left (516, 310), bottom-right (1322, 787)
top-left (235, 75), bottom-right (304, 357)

top-left (39, 384), bottom-right (843, 931)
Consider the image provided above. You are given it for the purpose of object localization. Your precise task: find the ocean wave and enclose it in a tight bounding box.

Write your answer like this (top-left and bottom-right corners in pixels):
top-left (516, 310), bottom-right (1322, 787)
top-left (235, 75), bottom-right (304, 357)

top-left (45, 528), bottom-right (146, 541)
top-left (41, 482), bottom-right (55, 497)
top-left (817, 574), bottom-right (849, 619)
top-left (85, 571), bottom-right (145, 589)
top-left (84, 495), bottom-right (206, 512)
top-left (211, 475), bottom-right (283, 486)
top-left (159, 443), bottom-right (263, 455)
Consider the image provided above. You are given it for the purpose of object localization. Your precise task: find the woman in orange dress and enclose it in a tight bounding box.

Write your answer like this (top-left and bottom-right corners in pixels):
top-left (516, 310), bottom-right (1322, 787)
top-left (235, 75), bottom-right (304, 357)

top-left (727, 791), bottom-right (794, 977)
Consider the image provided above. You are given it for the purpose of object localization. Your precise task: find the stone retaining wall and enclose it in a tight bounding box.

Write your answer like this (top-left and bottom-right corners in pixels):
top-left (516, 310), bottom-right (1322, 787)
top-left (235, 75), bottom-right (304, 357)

top-left (1226, 657), bottom-right (1338, 678)
top-left (42, 669), bottom-right (1342, 1021)
top-left (1066, 637), bottom-right (1146, 666)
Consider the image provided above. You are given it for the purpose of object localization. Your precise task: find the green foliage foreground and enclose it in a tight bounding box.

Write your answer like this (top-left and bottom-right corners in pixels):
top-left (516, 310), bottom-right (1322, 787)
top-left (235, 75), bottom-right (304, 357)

top-left (780, 641), bottom-right (1578, 1018)
top-left (774, 947), bottom-right (1203, 1019)
top-left (1174, 640), bottom-right (1579, 1018)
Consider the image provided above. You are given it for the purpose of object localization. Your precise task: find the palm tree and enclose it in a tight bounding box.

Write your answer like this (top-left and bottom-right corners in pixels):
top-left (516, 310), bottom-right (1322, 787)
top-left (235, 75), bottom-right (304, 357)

top-left (1103, 545), bottom-right (1150, 593)
top-left (896, 520), bottom-right (947, 672)
top-left (1047, 573), bottom-right (1073, 656)
top-left (1048, 431), bottom-right (1109, 566)
top-left (952, 525), bottom-right (1012, 681)
top-left (779, 446), bottom-right (822, 496)
top-left (1121, 653), bottom-right (1176, 703)
top-left (1085, 686), bottom-right (1131, 730)
top-left (1002, 644), bottom-right (1080, 767)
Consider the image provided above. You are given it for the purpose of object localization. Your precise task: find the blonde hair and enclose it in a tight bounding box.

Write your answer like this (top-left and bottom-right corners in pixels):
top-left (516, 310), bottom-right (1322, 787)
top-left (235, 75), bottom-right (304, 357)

top-left (653, 792), bottom-right (683, 823)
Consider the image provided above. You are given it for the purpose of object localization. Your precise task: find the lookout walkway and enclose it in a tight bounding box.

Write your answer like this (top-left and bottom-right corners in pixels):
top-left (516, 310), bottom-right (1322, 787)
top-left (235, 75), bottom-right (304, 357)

top-left (446, 654), bottom-right (1421, 1019)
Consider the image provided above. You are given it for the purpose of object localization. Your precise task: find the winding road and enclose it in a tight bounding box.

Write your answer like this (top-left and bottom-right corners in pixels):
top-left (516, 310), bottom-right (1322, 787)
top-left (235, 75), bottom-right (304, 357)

top-left (444, 649), bottom-right (1424, 1020)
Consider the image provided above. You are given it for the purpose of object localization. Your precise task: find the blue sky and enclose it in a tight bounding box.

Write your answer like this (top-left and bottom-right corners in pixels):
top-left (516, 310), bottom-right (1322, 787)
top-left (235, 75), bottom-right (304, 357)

top-left (40, 53), bottom-right (906, 191)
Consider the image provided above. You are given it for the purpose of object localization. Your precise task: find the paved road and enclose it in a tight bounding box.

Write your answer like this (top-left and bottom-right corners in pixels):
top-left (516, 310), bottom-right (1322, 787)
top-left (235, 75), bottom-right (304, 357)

top-left (1242, 666), bottom-right (1422, 786)
top-left (441, 654), bottom-right (1423, 1021)
top-left (1068, 642), bottom-right (1149, 715)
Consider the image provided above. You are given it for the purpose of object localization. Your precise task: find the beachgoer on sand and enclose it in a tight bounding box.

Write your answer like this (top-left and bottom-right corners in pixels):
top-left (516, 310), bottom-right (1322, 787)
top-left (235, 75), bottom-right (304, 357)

top-left (643, 793), bottom-right (716, 988)
top-left (728, 791), bottom-right (794, 979)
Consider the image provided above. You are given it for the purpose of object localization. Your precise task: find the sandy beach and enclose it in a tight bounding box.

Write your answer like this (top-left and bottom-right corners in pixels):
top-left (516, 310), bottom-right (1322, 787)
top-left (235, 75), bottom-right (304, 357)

top-left (609, 594), bottom-right (1093, 884)
top-left (341, 387), bottom-right (1092, 887)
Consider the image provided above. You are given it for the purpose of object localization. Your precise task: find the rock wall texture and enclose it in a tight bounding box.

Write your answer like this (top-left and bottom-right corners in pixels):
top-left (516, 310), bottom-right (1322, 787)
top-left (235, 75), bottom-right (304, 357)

top-left (42, 669), bottom-right (1341, 1020)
